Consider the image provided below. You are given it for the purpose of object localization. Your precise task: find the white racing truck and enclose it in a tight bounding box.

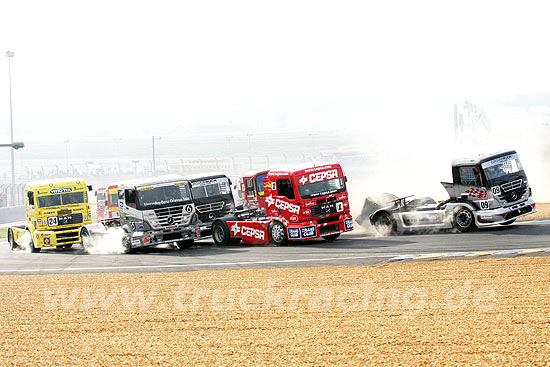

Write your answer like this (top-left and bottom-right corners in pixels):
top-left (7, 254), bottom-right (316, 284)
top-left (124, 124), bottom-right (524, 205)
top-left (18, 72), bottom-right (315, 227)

top-left (81, 175), bottom-right (199, 252)
top-left (365, 150), bottom-right (537, 234)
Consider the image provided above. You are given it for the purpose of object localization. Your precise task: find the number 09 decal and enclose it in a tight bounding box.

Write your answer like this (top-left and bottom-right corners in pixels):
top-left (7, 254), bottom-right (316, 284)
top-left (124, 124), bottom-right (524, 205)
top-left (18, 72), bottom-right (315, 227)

top-left (492, 186), bottom-right (501, 196)
top-left (479, 201), bottom-right (490, 210)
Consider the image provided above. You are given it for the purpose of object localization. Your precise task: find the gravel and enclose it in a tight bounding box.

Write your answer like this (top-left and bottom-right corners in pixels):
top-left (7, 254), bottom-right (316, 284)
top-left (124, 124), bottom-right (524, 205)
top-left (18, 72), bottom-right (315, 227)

top-left (1, 257), bottom-right (549, 366)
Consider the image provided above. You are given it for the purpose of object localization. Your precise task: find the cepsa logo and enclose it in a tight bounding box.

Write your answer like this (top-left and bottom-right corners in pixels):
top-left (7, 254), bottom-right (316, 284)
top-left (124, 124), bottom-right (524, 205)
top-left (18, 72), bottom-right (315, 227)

top-left (231, 223), bottom-right (265, 240)
top-left (275, 199), bottom-right (300, 214)
top-left (265, 195), bottom-right (300, 214)
top-left (301, 169), bottom-right (339, 184)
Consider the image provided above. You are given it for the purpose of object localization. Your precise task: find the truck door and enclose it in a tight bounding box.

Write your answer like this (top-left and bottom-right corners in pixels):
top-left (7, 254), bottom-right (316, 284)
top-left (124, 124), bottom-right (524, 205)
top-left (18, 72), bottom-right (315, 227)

top-left (26, 190), bottom-right (36, 223)
top-left (272, 177), bottom-right (300, 219)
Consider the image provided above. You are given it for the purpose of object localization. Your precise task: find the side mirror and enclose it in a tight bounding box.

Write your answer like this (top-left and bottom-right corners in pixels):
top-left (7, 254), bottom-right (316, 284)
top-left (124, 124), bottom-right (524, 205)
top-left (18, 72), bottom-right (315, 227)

top-left (236, 205), bottom-right (244, 210)
top-left (460, 193), bottom-right (469, 201)
top-left (344, 176), bottom-right (348, 182)
top-left (87, 185), bottom-right (93, 191)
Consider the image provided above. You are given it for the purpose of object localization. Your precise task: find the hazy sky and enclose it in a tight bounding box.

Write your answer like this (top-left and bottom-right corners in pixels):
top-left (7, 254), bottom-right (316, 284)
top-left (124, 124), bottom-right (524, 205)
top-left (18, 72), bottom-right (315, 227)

top-left (1, 0), bottom-right (550, 141)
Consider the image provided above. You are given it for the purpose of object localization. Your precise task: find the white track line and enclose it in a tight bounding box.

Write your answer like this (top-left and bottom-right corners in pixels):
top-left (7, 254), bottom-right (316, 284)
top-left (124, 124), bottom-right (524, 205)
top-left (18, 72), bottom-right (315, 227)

top-left (0, 255), bottom-right (399, 273)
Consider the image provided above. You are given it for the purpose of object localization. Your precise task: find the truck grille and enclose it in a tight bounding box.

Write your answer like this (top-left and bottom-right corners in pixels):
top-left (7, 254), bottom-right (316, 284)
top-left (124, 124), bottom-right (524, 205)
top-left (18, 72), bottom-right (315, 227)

top-left (154, 206), bottom-right (185, 226)
top-left (501, 179), bottom-right (523, 192)
top-left (311, 202), bottom-right (340, 217)
top-left (195, 201), bottom-right (225, 213)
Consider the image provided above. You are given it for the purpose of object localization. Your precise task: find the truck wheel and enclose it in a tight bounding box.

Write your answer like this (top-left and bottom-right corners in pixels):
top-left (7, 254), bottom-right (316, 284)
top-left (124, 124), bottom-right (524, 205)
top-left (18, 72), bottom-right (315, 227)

top-left (27, 230), bottom-right (40, 253)
top-left (212, 221), bottom-right (231, 246)
top-left (500, 219), bottom-right (516, 226)
top-left (176, 239), bottom-right (194, 249)
top-left (322, 233), bottom-right (340, 241)
top-left (81, 228), bottom-right (92, 252)
top-left (64, 244), bottom-right (73, 249)
top-left (372, 212), bottom-right (394, 236)
top-left (8, 228), bottom-right (19, 251)
top-left (268, 221), bottom-right (288, 246)
top-left (453, 207), bottom-right (477, 232)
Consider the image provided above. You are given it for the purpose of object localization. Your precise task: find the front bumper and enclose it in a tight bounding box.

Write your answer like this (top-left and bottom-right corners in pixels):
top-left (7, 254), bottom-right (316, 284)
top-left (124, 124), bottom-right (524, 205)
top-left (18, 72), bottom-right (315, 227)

top-left (286, 216), bottom-right (354, 241)
top-left (34, 227), bottom-right (82, 248)
top-left (127, 227), bottom-right (197, 249)
top-left (475, 198), bottom-right (537, 226)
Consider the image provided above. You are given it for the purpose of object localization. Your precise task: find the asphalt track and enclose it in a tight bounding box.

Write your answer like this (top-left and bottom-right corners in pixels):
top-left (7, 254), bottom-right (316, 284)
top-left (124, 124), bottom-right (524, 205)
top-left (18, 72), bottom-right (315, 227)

top-left (0, 220), bottom-right (549, 275)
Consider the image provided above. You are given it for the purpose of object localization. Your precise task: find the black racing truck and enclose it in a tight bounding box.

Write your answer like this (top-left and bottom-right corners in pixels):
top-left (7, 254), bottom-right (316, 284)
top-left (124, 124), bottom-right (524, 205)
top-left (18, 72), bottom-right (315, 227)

top-left (186, 172), bottom-right (236, 237)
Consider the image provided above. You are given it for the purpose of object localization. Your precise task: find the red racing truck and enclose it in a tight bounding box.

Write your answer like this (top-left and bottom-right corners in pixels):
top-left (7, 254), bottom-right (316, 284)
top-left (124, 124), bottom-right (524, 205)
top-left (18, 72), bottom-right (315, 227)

top-left (95, 184), bottom-right (120, 226)
top-left (211, 162), bottom-right (354, 245)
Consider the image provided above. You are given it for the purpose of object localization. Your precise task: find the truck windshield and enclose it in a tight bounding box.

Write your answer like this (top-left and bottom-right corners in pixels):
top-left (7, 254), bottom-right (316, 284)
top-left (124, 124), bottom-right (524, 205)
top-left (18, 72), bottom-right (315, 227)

top-left (108, 193), bottom-right (118, 207)
top-left (297, 178), bottom-right (346, 199)
top-left (481, 154), bottom-right (524, 185)
top-left (192, 178), bottom-right (231, 199)
top-left (38, 191), bottom-right (87, 208)
top-left (137, 184), bottom-right (192, 209)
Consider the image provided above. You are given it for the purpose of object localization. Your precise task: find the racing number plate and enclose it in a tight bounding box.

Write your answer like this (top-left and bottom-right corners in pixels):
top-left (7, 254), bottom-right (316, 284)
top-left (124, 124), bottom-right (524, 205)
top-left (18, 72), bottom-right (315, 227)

top-left (48, 215), bottom-right (73, 226)
top-left (319, 201), bottom-right (344, 214)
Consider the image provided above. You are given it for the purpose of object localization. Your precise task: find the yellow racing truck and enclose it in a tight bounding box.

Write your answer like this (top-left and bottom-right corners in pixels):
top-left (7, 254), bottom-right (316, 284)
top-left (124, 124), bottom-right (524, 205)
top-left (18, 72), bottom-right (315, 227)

top-left (7, 178), bottom-right (93, 252)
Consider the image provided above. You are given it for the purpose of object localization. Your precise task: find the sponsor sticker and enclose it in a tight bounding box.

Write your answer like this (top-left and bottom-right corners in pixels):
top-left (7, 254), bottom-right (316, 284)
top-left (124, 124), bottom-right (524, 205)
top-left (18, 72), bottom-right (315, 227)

top-left (344, 218), bottom-right (354, 231)
top-left (50, 187), bottom-right (72, 194)
top-left (300, 226), bottom-right (317, 238)
top-left (288, 228), bottom-right (300, 239)
top-left (308, 169), bottom-right (339, 184)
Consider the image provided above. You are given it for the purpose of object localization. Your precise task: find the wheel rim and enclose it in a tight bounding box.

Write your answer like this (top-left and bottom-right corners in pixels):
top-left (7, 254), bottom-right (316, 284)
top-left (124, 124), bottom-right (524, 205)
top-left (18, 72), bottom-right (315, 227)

top-left (213, 225), bottom-right (225, 243)
top-left (271, 223), bottom-right (285, 243)
top-left (456, 209), bottom-right (472, 228)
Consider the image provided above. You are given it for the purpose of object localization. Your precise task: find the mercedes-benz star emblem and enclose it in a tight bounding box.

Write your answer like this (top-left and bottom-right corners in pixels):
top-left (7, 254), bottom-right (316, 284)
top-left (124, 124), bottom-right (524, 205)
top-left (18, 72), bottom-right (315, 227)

top-left (511, 192), bottom-right (518, 201)
top-left (208, 212), bottom-right (216, 221)
top-left (167, 216), bottom-right (174, 224)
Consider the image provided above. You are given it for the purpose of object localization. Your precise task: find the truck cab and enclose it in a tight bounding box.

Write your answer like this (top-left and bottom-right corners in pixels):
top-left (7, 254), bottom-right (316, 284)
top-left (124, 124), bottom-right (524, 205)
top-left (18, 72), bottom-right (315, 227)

top-left (187, 172), bottom-right (235, 237)
top-left (8, 178), bottom-right (93, 252)
top-left (264, 163), bottom-right (353, 240)
top-left (442, 150), bottom-right (536, 226)
top-left (96, 175), bottom-right (198, 251)
top-left (95, 184), bottom-right (120, 226)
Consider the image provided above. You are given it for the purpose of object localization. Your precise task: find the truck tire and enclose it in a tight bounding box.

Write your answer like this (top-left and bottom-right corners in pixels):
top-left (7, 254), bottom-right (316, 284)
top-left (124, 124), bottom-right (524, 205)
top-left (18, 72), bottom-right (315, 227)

top-left (268, 221), bottom-right (288, 246)
top-left (452, 207), bottom-right (477, 232)
top-left (81, 228), bottom-right (92, 253)
top-left (8, 228), bottom-right (19, 251)
top-left (372, 212), bottom-right (395, 236)
top-left (212, 221), bottom-right (231, 246)
top-left (27, 230), bottom-right (40, 253)
top-left (176, 239), bottom-right (194, 249)
top-left (322, 233), bottom-right (340, 241)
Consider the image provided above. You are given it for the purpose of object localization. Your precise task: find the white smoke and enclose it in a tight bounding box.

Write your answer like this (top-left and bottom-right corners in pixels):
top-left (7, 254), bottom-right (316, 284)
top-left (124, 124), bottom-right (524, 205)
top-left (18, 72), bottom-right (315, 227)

top-left (82, 227), bottom-right (126, 255)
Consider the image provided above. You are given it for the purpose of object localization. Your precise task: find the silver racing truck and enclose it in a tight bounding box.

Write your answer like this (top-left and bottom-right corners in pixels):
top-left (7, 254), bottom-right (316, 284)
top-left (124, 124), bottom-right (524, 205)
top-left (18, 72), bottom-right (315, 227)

top-left (364, 150), bottom-right (537, 234)
top-left (81, 175), bottom-right (198, 252)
